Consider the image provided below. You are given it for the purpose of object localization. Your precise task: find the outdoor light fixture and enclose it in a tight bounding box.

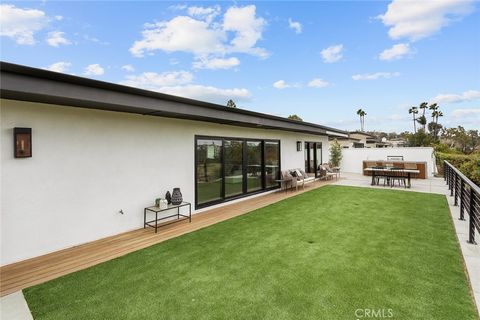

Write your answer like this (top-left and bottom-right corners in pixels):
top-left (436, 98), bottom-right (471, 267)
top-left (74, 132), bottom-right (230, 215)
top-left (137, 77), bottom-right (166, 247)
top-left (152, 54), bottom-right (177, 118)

top-left (14, 127), bottom-right (32, 158)
top-left (297, 141), bottom-right (302, 151)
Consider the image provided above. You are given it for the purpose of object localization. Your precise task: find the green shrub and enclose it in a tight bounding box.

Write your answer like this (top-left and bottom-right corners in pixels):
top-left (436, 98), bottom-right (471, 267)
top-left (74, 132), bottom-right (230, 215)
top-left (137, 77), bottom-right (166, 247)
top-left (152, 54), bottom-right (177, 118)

top-left (436, 152), bottom-right (480, 186)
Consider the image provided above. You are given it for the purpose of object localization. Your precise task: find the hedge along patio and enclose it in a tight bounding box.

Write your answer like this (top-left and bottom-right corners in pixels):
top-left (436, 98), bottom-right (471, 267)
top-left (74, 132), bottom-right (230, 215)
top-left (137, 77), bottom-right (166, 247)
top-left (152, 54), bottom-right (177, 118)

top-left (24, 186), bottom-right (478, 320)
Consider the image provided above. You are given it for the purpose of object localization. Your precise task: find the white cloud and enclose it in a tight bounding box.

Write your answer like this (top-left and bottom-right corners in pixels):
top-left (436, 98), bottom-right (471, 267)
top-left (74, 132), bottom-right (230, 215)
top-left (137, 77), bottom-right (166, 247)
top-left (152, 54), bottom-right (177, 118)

top-left (451, 108), bottom-right (480, 118)
top-left (121, 64), bottom-right (135, 72)
top-left (352, 72), bottom-right (400, 80)
top-left (308, 78), bottom-right (330, 88)
top-left (320, 44), bottom-right (343, 63)
top-left (121, 70), bottom-right (250, 104)
top-left (84, 64), bottom-right (105, 76)
top-left (46, 31), bottom-right (71, 47)
top-left (54, 15), bottom-right (63, 21)
top-left (83, 35), bottom-right (109, 45)
top-left (0, 4), bottom-right (48, 45)
top-left (187, 5), bottom-right (221, 23)
top-left (431, 90), bottom-right (480, 104)
top-left (273, 80), bottom-right (290, 89)
top-left (378, 0), bottom-right (474, 41)
top-left (130, 16), bottom-right (226, 57)
top-left (44, 61), bottom-right (71, 73)
top-left (272, 80), bottom-right (302, 89)
top-left (223, 5), bottom-right (268, 58)
top-left (379, 43), bottom-right (412, 61)
top-left (193, 57), bottom-right (240, 70)
top-left (130, 5), bottom-right (267, 60)
top-left (288, 18), bottom-right (302, 34)
top-left (121, 71), bottom-right (194, 88)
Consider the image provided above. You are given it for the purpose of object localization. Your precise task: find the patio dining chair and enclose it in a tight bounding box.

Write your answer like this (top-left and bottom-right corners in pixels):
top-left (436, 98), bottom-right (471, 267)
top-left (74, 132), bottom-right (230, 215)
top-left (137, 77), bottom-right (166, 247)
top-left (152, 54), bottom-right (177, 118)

top-left (389, 168), bottom-right (407, 188)
top-left (375, 169), bottom-right (390, 186)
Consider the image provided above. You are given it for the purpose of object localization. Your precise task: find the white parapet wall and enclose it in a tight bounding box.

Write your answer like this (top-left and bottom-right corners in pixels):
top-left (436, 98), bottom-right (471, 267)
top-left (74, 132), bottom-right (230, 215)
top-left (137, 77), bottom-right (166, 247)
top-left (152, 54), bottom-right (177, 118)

top-left (340, 147), bottom-right (436, 177)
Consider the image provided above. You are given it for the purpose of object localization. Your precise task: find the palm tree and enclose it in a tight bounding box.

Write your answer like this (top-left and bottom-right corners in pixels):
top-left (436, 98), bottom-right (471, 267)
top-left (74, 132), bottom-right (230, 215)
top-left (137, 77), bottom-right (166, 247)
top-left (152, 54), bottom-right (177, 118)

top-left (408, 106), bottom-right (418, 133)
top-left (429, 103), bottom-right (439, 136)
top-left (429, 102), bottom-right (443, 140)
top-left (356, 108), bottom-right (367, 131)
top-left (417, 102), bottom-right (428, 131)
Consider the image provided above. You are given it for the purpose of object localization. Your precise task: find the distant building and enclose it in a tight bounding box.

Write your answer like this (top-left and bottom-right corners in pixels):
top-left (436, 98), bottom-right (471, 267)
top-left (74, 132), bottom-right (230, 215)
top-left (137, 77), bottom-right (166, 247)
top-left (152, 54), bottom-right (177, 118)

top-left (334, 131), bottom-right (407, 148)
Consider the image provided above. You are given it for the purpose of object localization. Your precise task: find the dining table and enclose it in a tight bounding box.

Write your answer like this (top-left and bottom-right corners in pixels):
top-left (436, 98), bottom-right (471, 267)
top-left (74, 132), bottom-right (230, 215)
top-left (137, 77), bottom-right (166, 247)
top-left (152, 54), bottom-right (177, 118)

top-left (363, 167), bottom-right (420, 188)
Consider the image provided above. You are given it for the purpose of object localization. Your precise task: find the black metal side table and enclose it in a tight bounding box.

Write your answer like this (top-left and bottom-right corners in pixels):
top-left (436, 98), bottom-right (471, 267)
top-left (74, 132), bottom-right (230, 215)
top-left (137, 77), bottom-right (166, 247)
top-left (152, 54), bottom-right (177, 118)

top-left (144, 202), bottom-right (192, 233)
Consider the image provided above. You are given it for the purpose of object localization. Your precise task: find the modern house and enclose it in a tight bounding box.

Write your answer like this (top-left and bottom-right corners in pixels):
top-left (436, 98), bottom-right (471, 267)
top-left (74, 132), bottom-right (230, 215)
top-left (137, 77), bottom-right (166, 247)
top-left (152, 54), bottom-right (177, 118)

top-left (0, 62), bottom-right (348, 266)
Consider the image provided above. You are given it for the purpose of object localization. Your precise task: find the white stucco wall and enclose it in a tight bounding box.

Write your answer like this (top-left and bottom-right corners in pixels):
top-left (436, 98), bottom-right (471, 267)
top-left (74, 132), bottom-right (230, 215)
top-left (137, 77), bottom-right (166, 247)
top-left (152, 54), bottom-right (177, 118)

top-left (0, 99), bottom-right (329, 265)
top-left (340, 147), bottom-right (436, 177)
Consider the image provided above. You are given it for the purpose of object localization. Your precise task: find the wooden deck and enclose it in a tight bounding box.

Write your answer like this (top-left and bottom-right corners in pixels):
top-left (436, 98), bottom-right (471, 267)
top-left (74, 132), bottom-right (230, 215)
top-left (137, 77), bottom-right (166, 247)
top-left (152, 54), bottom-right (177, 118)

top-left (0, 179), bottom-right (333, 297)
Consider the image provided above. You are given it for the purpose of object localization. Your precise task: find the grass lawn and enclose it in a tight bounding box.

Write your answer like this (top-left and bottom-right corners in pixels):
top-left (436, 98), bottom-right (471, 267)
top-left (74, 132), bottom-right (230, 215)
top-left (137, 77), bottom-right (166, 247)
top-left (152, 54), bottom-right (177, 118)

top-left (24, 186), bottom-right (478, 320)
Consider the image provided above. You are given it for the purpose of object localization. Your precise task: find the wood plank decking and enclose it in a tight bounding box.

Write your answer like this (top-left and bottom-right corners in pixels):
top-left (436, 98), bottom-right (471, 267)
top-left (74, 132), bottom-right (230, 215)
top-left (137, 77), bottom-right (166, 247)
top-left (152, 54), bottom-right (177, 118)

top-left (0, 180), bottom-right (332, 296)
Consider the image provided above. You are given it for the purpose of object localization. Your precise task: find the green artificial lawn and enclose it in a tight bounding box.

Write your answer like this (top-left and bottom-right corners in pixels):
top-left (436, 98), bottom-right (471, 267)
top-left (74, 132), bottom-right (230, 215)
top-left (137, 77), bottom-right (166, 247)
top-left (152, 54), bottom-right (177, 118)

top-left (24, 186), bottom-right (478, 320)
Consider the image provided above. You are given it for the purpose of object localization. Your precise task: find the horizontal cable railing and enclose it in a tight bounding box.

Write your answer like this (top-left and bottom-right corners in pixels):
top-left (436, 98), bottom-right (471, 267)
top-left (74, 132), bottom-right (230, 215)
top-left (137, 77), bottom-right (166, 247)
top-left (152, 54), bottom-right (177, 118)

top-left (444, 160), bottom-right (480, 244)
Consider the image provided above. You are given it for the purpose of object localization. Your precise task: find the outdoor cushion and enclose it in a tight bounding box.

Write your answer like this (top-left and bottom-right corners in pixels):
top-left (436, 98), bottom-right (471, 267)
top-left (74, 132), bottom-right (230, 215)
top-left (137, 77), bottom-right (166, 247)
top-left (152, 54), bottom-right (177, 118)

top-left (295, 169), bottom-right (303, 178)
top-left (299, 169), bottom-right (309, 179)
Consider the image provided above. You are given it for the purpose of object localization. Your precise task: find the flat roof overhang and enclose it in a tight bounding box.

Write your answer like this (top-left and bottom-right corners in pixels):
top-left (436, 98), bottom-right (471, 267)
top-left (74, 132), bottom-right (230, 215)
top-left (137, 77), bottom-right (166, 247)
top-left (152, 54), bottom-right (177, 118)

top-left (0, 62), bottom-right (348, 138)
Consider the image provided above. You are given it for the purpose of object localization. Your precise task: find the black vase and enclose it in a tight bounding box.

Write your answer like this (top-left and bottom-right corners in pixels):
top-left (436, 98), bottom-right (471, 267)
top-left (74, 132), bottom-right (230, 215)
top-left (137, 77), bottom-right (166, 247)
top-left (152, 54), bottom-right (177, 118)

top-left (165, 191), bottom-right (172, 204)
top-left (171, 188), bottom-right (183, 205)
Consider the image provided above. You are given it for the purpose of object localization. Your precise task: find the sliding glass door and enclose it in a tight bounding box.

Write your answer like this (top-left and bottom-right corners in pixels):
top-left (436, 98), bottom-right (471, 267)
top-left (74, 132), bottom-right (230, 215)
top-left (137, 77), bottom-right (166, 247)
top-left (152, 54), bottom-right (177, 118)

top-left (265, 141), bottom-right (280, 188)
top-left (224, 140), bottom-right (244, 198)
top-left (195, 136), bottom-right (280, 208)
top-left (304, 141), bottom-right (322, 177)
top-left (196, 139), bottom-right (223, 206)
top-left (246, 141), bottom-right (263, 192)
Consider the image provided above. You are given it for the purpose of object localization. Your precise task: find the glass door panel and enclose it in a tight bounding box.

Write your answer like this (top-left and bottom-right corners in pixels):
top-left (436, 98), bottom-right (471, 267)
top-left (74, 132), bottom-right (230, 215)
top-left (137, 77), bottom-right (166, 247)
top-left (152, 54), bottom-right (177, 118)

top-left (265, 141), bottom-right (280, 188)
top-left (196, 139), bottom-right (223, 205)
top-left (246, 141), bottom-right (263, 192)
top-left (315, 143), bottom-right (322, 177)
top-left (224, 140), bottom-right (244, 197)
top-left (304, 142), bottom-right (309, 172)
top-left (309, 144), bottom-right (315, 173)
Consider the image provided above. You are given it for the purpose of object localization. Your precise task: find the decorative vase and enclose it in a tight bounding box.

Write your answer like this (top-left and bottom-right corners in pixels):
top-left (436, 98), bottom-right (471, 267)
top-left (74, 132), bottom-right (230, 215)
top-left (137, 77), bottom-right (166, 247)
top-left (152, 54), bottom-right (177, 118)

top-left (155, 198), bottom-right (161, 207)
top-left (171, 188), bottom-right (183, 205)
top-left (165, 191), bottom-right (172, 204)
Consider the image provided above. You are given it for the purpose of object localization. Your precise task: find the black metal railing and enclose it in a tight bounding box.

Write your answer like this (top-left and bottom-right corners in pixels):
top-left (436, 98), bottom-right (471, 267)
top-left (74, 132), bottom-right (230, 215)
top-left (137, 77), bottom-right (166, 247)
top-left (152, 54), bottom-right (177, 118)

top-left (444, 160), bottom-right (480, 244)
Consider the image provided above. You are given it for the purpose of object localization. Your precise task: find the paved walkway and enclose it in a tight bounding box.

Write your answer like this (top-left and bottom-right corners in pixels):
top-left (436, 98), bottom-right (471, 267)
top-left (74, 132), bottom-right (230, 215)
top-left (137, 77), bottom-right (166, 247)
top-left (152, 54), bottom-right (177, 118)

top-left (334, 172), bottom-right (480, 314)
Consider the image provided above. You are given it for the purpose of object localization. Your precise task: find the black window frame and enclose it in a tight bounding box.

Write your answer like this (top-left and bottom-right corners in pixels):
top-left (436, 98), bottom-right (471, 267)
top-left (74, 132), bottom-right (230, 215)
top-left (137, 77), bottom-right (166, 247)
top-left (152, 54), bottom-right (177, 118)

top-left (195, 135), bottom-right (281, 209)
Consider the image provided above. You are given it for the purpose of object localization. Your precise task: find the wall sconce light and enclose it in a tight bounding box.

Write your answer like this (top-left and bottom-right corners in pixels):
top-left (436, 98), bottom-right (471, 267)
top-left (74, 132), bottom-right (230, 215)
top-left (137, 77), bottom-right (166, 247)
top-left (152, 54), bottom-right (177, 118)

top-left (14, 127), bottom-right (32, 158)
top-left (296, 141), bottom-right (302, 152)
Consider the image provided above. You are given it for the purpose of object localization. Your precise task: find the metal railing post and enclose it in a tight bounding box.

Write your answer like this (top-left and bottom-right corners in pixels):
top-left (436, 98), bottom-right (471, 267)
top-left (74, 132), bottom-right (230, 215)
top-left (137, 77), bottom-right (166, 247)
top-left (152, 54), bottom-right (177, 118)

top-left (445, 163), bottom-right (449, 185)
top-left (468, 187), bottom-right (476, 244)
top-left (454, 173), bottom-right (458, 205)
top-left (450, 171), bottom-right (454, 196)
top-left (460, 180), bottom-right (465, 221)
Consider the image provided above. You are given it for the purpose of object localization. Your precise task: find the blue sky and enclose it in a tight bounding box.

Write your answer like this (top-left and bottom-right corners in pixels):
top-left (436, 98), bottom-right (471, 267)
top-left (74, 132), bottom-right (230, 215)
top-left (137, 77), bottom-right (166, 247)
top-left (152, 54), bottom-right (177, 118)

top-left (1, 1), bottom-right (479, 132)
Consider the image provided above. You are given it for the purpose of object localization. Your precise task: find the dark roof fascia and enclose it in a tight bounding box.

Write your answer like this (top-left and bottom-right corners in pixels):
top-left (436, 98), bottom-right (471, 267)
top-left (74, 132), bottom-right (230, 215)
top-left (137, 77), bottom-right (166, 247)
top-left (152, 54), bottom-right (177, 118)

top-left (0, 61), bottom-right (348, 137)
top-left (349, 131), bottom-right (377, 138)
